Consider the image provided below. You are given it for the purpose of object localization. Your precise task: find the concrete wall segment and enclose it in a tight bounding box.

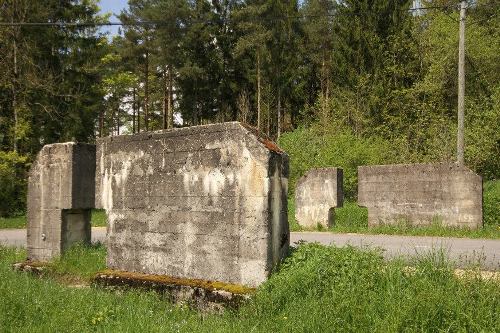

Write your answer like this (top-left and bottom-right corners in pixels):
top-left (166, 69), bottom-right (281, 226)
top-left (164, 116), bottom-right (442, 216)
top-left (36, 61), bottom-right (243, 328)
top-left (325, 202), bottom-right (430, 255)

top-left (358, 162), bottom-right (482, 228)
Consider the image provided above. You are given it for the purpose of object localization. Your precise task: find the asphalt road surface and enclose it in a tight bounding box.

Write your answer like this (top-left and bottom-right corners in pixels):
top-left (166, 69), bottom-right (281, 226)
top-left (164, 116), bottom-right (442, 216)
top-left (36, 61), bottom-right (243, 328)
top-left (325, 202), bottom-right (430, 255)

top-left (1, 228), bottom-right (499, 270)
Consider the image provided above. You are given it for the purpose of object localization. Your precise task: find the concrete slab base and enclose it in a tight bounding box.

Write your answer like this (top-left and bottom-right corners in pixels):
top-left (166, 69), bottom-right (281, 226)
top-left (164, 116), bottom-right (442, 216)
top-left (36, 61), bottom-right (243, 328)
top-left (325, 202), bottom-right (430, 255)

top-left (93, 269), bottom-right (255, 313)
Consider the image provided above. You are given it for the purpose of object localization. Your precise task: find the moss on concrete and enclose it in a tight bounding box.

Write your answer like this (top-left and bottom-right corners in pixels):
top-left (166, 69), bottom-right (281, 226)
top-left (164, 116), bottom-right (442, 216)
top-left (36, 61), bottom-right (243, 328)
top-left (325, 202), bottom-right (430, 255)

top-left (94, 269), bottom-right (256, 295)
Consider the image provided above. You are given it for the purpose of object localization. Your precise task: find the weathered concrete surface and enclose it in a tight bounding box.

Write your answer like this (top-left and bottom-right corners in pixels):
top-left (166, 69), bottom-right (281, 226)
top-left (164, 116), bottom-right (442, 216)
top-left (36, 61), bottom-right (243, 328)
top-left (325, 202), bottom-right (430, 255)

top-left (27, 143), bottom-right (96, 261)
top-left (358, 163), bottom-right (482, 228)
top-left (295, 168), bottom-right (343, 228)
top-left (96, 122), bottom-right (289, 287)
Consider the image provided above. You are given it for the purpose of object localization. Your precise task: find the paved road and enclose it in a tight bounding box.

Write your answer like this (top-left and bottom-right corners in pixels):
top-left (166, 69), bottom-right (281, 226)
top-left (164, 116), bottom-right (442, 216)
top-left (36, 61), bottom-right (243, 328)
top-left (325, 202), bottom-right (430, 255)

top-left (2, 228), bottom-right (499, 270)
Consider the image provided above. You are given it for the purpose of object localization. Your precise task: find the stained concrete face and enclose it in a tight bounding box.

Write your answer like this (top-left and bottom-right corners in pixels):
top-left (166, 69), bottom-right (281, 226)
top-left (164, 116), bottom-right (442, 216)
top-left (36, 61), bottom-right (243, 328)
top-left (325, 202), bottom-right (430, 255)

top-left (295, 168), bottom-right (343, 228)
top-left (96, 122), bottom-right (289, 287)
top-left (27, 143), bottom-right (96, 261)
top-left (358, 163), bottom-right (482, 228)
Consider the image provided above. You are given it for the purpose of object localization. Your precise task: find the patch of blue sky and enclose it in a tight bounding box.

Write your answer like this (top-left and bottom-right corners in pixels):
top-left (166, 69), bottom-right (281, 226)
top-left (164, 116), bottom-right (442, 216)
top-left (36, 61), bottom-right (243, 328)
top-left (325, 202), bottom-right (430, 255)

top-left (98, 0), bottom-right (128, 37)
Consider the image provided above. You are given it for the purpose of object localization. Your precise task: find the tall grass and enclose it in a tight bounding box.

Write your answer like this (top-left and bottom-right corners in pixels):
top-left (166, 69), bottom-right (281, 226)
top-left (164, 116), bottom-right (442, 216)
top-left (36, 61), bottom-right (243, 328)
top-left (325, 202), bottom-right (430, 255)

top-left (0, 243), bottom-right (499, 332)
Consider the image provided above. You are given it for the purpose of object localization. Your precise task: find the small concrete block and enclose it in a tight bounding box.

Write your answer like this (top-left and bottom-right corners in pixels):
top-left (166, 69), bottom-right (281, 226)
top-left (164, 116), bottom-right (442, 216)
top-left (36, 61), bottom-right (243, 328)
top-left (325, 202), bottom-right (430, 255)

top-left (295, 168), bottom-right (344, 228)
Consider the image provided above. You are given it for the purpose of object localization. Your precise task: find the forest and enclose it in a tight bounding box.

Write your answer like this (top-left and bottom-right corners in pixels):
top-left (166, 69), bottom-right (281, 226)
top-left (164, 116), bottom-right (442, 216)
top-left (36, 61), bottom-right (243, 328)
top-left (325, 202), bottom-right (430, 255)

top-left (0, 0), bottom-right (498, 216)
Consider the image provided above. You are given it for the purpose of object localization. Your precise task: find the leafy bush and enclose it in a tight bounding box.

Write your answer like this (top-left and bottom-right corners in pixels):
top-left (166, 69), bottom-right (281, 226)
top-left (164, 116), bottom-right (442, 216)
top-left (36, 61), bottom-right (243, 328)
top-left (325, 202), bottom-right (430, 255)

top-left (0, 151), bottom-right (29, 217)
top-left (484, 180), bottom-right (500, 226)
top-left (279, 123), bottom-right (398, 200)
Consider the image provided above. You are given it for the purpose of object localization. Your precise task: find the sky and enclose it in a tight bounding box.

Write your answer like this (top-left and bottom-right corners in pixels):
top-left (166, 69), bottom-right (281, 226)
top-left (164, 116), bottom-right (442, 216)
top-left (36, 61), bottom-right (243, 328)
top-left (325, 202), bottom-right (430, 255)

top-left (98, 0), bottom-right (129, 36)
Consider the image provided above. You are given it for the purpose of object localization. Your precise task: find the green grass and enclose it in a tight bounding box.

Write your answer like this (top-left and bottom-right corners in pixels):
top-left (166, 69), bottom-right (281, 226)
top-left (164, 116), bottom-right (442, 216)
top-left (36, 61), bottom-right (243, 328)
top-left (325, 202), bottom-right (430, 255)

top-left (91, 210), bottom-right (107, 227)
top-left (0, 243), bottom-right (499, 332)
top-left (50, 243), bottom-right (107, 281)
top-left (0, 215), bottom-right (26, 229)
top-left (0, 209), bottom-right (107, 229)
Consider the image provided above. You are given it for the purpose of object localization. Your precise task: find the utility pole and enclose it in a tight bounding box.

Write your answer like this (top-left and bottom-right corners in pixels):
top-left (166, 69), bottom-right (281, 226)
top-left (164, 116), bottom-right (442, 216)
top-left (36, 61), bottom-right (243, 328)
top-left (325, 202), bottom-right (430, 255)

top-left (456, 0), bottom-right (467, 166)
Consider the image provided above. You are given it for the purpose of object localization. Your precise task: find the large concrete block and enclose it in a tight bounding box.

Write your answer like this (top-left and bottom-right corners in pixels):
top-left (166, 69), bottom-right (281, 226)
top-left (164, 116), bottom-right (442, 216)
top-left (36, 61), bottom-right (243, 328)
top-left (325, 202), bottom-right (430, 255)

top-left (295, 168), bottom-right (343, 228)
top-left (96, 122), bottom-right (289, 287)
top-left (27, 143), bottom-right (95, 261)
top-left (358, 163), bottom-right (482, 228)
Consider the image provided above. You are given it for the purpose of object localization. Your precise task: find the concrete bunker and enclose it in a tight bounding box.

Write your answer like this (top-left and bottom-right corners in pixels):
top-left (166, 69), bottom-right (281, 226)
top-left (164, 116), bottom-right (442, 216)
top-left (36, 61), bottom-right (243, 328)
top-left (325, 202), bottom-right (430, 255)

top-left (295, 168), bottom-right (344, 228)
top-left (96, 122), bottom-right (289, 287)
top-left (358, 163), bottom-right (483, 229)
top-left (27, 143), bottom-right (96, 261)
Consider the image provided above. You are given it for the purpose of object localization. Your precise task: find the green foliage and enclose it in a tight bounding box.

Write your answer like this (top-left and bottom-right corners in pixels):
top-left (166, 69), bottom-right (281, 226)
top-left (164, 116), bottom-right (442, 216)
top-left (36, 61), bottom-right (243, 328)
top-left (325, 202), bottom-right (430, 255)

top-left (279, 123), bottom-right (397, 199)
top-left (1, 244), bottom-right (499, 332)
top-left (333, 201), bottom-right (369, 230)
top-left (0, 0), bottom-right (106, 150)
top-left (484, 180), bottom-right (500, 226)
top-left (0, 151), bottom-right (29, 217)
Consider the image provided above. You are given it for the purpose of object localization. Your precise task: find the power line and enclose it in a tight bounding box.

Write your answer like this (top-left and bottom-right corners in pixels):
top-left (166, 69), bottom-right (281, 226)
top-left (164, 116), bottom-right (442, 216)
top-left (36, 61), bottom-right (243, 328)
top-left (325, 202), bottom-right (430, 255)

top-left (0, 5), bottom-right (459, 28)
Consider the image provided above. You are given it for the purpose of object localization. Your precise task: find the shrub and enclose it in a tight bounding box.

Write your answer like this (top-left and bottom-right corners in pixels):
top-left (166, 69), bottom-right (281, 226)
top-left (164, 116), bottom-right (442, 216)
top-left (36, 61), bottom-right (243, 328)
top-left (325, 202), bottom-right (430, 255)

top-left (278, 123), bottom-right (398, 200)
top-left (0, 151), bottom-right (29, 217)
top-left (484, 180), bottom-right (500, 226)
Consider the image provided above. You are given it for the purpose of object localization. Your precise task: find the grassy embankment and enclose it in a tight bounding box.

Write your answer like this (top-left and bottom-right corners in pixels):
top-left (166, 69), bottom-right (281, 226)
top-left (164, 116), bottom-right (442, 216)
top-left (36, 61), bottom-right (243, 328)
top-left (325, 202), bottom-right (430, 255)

top-left (1, 181), bottom-right (498, 239)
top-left (1, 243), bottom-right (499, 332)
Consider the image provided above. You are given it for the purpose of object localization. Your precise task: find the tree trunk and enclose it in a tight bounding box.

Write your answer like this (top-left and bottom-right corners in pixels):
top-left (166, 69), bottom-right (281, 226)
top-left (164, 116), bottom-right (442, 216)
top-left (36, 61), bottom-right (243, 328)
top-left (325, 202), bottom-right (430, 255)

top-left (137, 100), bottom-right (141, 133)
top-left (162, 66), bottom-right (168, 129)
top-left (194, 80), bottom-right (199, 125)
top-left (116, 104), bottom-right (120, 136)
top-left (132, 88), bottom-right (136, 134)
top-left (257, 51), bottom-right (261, 131)
top-left (99, 110), bottom-right (104, 137)
top-left (144, 52), bottom-right (149, 131)
top-left (325, 68), bottom-right (330, 116)
top-left (110, 107), bottom-right (115, 137)
top-left (168, 65), bottom-right (173, 129)
top-left (277, 89), bottom-right (282, 139)
top-left (12, 19), bottom-right (18, 152)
